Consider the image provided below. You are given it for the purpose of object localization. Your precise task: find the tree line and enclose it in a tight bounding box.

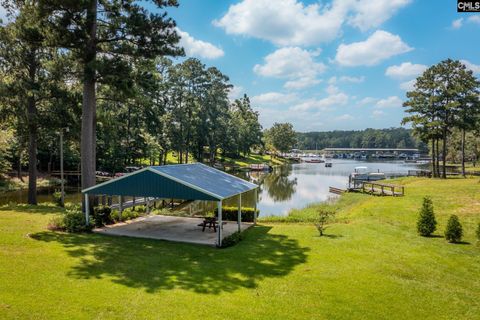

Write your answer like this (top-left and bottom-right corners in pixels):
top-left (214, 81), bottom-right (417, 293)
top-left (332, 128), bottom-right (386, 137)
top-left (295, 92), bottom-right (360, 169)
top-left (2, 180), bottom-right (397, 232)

top-left (0, 1), bottom-right (262, 206)
top-left (402, 59), bottom-right (480, 178)
top-left (295, 128), bottom-right (427, 152)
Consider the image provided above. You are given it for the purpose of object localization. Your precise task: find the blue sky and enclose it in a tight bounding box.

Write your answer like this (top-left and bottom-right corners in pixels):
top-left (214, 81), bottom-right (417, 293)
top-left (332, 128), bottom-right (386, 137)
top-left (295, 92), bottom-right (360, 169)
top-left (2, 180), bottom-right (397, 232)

top-left (3, 1), bottom-right (479, 132)
top-left (159, 0), bottom-right (480, 132)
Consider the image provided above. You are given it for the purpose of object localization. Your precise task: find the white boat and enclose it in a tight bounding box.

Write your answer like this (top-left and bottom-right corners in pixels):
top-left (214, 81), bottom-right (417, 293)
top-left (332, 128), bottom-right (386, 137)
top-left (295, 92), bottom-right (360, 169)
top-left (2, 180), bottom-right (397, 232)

top-left (302, 156), bottom-right (325, 163)
top-left (350, 166), bottom-right (385, 181)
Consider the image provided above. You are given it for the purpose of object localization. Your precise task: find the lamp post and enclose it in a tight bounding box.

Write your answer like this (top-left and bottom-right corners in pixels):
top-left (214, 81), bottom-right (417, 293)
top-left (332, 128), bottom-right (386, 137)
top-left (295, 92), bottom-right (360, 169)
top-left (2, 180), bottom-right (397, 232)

top-left (60, 127), bottom-right (69, 207)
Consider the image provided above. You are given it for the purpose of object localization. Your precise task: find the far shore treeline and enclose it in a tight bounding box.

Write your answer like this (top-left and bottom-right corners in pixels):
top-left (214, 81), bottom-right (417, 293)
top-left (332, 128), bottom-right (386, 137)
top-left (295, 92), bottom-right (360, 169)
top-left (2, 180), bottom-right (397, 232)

top-left (295, 128), bottom-right (427, 152)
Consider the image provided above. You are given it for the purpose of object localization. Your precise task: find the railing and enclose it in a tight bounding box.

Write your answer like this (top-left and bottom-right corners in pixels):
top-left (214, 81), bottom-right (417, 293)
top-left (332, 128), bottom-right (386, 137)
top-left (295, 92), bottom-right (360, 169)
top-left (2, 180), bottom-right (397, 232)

top-left (361, 182), bottom-right (404, 196)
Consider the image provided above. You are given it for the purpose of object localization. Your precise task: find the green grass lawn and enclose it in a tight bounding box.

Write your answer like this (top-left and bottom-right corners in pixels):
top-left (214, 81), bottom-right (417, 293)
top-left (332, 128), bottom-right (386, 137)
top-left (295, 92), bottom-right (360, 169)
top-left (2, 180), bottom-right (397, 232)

top-left (1, 177), bottom-right (480, 319)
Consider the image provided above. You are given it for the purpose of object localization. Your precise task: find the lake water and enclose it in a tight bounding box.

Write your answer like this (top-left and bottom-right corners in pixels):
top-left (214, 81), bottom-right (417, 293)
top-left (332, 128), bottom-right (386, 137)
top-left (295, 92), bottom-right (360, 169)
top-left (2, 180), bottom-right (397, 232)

top-left (0, 160), bottom-right (422, 217)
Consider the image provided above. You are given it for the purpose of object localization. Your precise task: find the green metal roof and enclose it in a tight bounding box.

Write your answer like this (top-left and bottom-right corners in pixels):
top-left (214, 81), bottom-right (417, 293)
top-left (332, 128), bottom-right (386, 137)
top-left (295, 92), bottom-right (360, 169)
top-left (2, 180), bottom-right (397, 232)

top-left (82, 163), bottom-right (258, 201)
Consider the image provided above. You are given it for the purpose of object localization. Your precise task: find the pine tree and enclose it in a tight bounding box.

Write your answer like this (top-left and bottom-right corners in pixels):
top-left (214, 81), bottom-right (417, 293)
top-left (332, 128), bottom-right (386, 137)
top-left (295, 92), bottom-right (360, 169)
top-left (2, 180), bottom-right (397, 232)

top-left (445, 215), bottom-right (463, 243)
top-left (36, 0), bottom-right (184, 208)
top-left (417, 197), bottom-right (437, 236)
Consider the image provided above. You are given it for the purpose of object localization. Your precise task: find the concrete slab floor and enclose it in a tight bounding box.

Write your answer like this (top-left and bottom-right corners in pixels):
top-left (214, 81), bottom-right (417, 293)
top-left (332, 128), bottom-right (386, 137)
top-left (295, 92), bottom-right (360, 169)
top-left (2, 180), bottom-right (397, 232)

top-left (93, 215), bottom-right (253, 246)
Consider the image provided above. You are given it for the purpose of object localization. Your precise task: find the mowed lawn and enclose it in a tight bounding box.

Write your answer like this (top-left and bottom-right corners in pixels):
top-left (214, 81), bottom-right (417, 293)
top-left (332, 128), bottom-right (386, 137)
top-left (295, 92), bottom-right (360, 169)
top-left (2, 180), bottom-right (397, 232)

top-left (1, 178), bottom-right (480, 319)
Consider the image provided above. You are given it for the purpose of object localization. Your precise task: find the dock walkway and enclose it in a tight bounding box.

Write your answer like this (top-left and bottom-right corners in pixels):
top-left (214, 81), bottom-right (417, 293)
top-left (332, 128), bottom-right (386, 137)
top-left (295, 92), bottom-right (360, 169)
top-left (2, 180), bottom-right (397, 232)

top-left (360, 181), bottom-right (404, 196)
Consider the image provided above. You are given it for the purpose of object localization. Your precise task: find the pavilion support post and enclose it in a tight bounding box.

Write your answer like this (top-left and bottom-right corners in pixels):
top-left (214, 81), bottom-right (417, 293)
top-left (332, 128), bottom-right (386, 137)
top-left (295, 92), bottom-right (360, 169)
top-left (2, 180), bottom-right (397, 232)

top-left (253, 188), bottom-right (258, 225)
top-left (84, 194), bottom-right (90, 226)
top-left (237, 194), bottom-right (242, 232)
top-left (217, 201), bottom-right (223, 247)
top-left (132, 196), bottom-right (136, 210)
top-left (118, 196), bottom-right (123, 221)
top-left (146, 198), bottom-right (151, 214)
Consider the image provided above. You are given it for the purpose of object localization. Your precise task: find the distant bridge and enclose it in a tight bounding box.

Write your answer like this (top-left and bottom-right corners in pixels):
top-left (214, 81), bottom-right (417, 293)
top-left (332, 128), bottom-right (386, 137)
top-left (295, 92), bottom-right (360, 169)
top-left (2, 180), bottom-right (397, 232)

top-left (322, 148), bottom-right (419, 152)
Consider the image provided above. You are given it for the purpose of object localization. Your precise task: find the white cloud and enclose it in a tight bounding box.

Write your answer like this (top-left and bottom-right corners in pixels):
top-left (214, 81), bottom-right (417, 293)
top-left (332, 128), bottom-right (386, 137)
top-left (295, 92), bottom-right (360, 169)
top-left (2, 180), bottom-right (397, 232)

top-left (254, 47), bottom-right (326, 90)
top-left (461, 60), bottom-right (480, 74)
top-left (328, 75), bottom-right (365, 84)
top-left (251, 92), bottom-right (298, 106)
top-left (450, 16), bottom-right (480, 29)
top-left (375, 96), bottom-right (403, 108)
top-left (468, 16), bottom-right (480, 24)
top-left (358, 97), bottom-right (377, 106)
top-left (347, 0), bottom-right (412, 31)
top-left (213, 0), bottom-right (347, 46)
top-left (385, 62), bottom-right (427, 79)
top-left (451, 18), bottom-right (463, 29)
top-left (177, 29), bottom-right (224, 59)
top-left (228, 85), bottom-right (244, 100)
top-left (214, 0), bottom-right (411, 46)
top-left (400, 79), bottom-right (416, 91)
top-left (291, 92), bottom-right (349, 111)
top-left (254, 47), bottom-right (326, 78)
top-left (371, 110), bottom-right (385, 118)
top-left (335, 114), bottom-right (354, 121)
top-left (335, 30), bottom-right (413, 66)
top-left (284, 77), bottom-right (322, 90)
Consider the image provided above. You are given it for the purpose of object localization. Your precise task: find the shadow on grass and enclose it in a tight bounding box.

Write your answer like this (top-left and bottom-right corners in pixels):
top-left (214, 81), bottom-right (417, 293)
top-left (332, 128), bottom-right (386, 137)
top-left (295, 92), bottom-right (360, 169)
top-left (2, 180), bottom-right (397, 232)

top-left (30, 225), bottom-right (308, 294)
top-left (0, 203), bottom-right (63, 214)
top-left (448, 240), bottom-right (471, 245)
top-left (321, 234), bottom-right (343, 239)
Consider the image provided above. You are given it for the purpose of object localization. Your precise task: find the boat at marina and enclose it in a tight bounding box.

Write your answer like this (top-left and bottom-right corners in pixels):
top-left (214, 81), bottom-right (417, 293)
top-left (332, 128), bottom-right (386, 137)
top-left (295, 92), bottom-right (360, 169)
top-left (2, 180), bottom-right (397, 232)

top-left (303, 156), bottom-right (324, 163)
top-left (249, 163), bottom-right (273, 172)
top-left (349, 166), bottom-right (385, 182)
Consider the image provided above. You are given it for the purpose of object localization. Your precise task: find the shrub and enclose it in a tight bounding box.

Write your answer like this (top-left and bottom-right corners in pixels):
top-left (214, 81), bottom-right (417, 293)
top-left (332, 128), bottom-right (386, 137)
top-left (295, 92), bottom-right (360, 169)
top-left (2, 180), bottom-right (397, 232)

top-left (476, 223), bottom-right (480, 242)
top-left (221, 231), bottom-right (244, 248)
top-left (417, 197), bottom-right (437, 237)
top-left (47, 215), bottom-right (65, 231)
top-left (445, 215), bottom-right (463, 243)
top-left (92, 205), bottom-right (114, 227)
top-left (118, 207), bottom-right (142, 222)
top-left (315, 209), bottom-right (336, 236)
top-left (214, 206), bottom-right (259, 222)
top-left (63, 207), bottom-right (92, 233)
top-left (52, 191), bottom-right (63, 207)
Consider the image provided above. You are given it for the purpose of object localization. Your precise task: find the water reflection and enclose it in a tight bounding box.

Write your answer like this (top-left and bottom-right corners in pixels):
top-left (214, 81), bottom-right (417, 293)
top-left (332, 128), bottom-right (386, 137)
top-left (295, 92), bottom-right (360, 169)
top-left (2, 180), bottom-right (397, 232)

top-left (262, 166), bottom-right (297, 202)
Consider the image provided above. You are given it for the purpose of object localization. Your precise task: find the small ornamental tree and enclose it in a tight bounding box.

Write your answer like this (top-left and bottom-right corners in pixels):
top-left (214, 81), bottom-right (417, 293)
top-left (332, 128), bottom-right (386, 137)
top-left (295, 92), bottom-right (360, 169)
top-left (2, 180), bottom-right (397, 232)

top-left (445, 215), bottom-right (463, 243)
top-left (417, 197), bottom-right (437, 237)
top-left (315, 209), bottom-right (336, 236)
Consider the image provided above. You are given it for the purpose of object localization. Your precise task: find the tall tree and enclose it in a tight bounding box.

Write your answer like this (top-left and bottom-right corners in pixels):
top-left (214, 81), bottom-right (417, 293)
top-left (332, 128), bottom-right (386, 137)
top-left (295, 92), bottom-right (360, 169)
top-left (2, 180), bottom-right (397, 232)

top-left (264, 122), bottom-right (296, 154)
top-left (403, 59), bottom-right (479, 178)
top-left (38, 0), bottom-right (183, 206)
top-left (0, 1), bottom-right (50, 203)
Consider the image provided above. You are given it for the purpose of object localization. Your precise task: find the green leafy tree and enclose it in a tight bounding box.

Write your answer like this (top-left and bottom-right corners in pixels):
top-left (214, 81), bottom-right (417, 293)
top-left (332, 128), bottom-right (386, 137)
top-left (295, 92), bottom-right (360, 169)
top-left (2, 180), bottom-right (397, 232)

top-left (417, 197), bottom-right (437, 237)
top-left (315, 209), bottom-right (336, 236)
top-left (444, 215), bottom-right (463, 243)
top-left (0, 128), bottom-right (14, 175)
top-left (264, 122), bottom-right (296, 154)
top-left (403, 59), bottom-right (480, 179)
top-left (38, 0), bottom-right (183, 206)
top-left (0, 1), bottom-right (64, 204)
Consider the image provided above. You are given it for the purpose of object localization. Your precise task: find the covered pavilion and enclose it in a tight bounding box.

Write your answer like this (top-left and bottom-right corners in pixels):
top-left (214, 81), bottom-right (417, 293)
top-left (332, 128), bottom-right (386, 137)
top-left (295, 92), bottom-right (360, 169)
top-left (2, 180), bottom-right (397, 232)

top-left (82, 163), bottom-right (259, 246)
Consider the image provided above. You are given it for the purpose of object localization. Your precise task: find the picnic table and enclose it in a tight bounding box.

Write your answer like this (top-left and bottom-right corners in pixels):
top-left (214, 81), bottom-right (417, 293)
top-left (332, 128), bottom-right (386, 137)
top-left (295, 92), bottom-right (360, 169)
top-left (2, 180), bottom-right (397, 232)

top-left (198, 217), bottom-right (226, 232)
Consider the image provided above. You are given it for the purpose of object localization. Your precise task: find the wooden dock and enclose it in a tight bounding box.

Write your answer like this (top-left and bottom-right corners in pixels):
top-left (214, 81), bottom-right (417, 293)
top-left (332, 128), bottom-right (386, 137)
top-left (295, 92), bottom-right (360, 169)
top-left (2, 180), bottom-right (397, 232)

top-left (360, 181), bottom-right (404, 196)
top-left (329, 186), bottom-right (346, 195)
